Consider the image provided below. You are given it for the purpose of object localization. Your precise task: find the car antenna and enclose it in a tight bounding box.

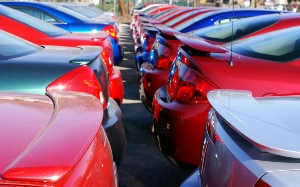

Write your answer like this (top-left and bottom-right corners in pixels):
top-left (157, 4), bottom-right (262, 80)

top-left (228, 0), bottom-right (234, 66)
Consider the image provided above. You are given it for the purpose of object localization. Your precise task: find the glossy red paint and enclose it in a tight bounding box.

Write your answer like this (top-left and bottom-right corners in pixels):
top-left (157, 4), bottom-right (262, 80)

top-left (0, 14), bottom-right (124, 105)
top-left (139, 28), bottom-right (182, 109)
top-left (141, 13), bottom-right (300, 112)
top-left (0, 91), bottom-right (116, 186)
top-left (152, 29), bottom-right (300, 169)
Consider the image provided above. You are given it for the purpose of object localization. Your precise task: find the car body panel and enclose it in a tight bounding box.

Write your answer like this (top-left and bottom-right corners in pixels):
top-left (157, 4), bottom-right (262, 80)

top-left (0, 91), bottom-right (117, 186)
top-left (196, 90), bottom-right (300, 187)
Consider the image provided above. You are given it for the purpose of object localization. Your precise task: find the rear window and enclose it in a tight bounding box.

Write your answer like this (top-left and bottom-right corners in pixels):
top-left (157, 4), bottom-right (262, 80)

top-left (191, 15), bottom-right (280, 43)
top-left (224, 26), bottom-right (300, 62)
top-left (0, 31), bottom-right (40, 60)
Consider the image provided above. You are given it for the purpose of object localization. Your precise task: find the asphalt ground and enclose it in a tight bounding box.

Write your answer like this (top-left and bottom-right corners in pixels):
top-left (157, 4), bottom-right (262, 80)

top-left (116, 23), bottom-right (192, 187)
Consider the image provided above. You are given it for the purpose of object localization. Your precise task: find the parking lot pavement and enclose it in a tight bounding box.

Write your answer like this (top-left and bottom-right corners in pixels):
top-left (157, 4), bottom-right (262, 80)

top-left (116, 23), bottom-right (191, 187)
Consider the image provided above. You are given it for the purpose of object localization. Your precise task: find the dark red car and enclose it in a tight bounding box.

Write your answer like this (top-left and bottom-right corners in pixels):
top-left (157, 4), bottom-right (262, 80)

top-left (0, 91), bottom-right (117, 186)
top-left (152, 25), bottom-right (300, 170)
top-left (140, 13), bottom-right (300, 111)
top-left (0, 5), bottom-right (124, 105)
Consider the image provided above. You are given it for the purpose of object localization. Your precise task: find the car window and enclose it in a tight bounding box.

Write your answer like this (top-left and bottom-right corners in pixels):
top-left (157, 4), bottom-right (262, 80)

top-left (191, 15), bottom-right (280, 43)
top-left (16, 8), bottom-right (42, 19)
top-left (0, 31), bottom-right (40, 60)
top-left (0, 6), bottom-right (69, 36)
top-left (44, 13), bottom-right (59, 23)
top-left (224, 26), bottom-right (300, 62)
top-left (13, 7), bottom-right (63, 23)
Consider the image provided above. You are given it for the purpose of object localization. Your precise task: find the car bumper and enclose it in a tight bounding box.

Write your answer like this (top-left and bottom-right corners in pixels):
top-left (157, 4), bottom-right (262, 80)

top-left (180, 168), bottom-right (202, 187)
top-left (152, 86), bottom-right (211, 169)
top-left (109, 67), bottom-right (124, 105)
top-left (103, 98), bottom-right (126, 167)
top-left (139, 64), bottom-right (169, 111)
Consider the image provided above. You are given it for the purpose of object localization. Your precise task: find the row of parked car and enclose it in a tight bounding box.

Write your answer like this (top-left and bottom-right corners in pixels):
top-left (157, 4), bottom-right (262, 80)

top-left (0, 1), bottom-right (125, 186)
top-left (131, 3), bottom-right (300, 187)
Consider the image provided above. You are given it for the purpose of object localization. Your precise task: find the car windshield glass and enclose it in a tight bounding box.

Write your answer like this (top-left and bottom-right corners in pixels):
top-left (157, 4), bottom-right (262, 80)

top-left (0, 5), bottom-right (69, 37)
top-left (224, 26), bottom-right (300, 62)
top-left (191, 15), bottom-right (280, 43)
top-left (62, 5), bottom-right (99, 18)
top-left (0, 31), bottom-right (40, 60)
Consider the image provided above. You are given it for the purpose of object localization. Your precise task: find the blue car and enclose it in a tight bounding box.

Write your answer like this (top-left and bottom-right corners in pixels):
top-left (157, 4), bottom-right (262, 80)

top-left (173, 8), bottom-right (290, 33)
top-left (135, 27), bottom-right (158, 71)
top-left (0, 1), bottom-right (124, 65)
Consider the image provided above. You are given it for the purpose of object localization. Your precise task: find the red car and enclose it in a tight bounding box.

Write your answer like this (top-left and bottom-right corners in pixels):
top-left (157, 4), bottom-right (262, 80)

top-left (131, 5), bottom-right (180, 47)
top-left (140, 13), bottom-right (300, 111)
top-left (152, 25), bottom-right (300, 170)
top-left (0, 91), bottom-right (117, 186)
top-left (0, 5), bottom-right (124, 105)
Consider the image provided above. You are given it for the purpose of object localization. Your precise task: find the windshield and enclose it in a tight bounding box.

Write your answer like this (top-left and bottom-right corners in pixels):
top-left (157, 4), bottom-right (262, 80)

top-left (0, 30), bottom-right (40, 60)
top-left (0, 5), bottom-right (69, 37)
top-left (191, 15), bottom-right (280, 43)
top-left (224, 26), bottom-right (300, 62)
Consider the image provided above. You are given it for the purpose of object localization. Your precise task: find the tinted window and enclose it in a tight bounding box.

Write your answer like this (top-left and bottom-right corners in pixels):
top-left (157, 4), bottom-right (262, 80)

top-left (0, 31), bottom-right (40, 60)
top-left (224, 26), bottom-right (300, 62)
top-left (191, 15), bottom-right (280, 43)
top-left (0, 6), bottom-right (69, 37)
top-left (17, 8), bottom-right (42, 19)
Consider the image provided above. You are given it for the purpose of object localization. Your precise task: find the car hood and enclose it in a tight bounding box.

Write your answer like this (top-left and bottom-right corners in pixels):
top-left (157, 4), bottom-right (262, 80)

top-left (0, 91), bottom-right (103, 184)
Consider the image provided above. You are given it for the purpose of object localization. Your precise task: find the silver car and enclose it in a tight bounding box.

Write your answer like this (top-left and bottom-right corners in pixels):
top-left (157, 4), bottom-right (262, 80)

top-left (181, 90), bottom-right (300, 187)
